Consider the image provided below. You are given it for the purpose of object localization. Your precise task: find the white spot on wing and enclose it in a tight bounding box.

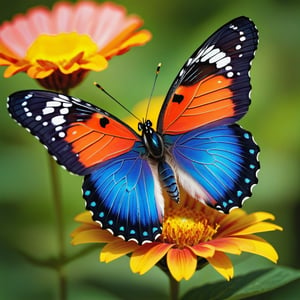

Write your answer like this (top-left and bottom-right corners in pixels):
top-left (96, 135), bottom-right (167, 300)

top-left (58, 94), bottom-right (69, 100)
top-left (209, 51), bottom-right (226, 64)
top-left (63, 102), bottom-right (72, 108)
top-left (227, 71), bottom-right (234, 78)
top-left (216, 56), bottom-right (231, 69)
top-left (201, 47), bottom-right (220, 62)
top-left (201, 45), bottom-right (214, 57)
top-left (46, 101), bottom-right (61, 107)
top-left (58, 131), bottom-right (66, 138)
top-left (186, 58), bottom-right (193, 66)
top-left (193, 48), bottom-right (205, 62)
top-left (179, 69), bottom-right (185, 77)
top-left (55, 125), bottom-right (63, 131)
top-left (42, 107), bottom-right (55, 115)
top-left (51, 115), bottom-right (65, 126)
top-left (60, 108), bottom-right (69, 114)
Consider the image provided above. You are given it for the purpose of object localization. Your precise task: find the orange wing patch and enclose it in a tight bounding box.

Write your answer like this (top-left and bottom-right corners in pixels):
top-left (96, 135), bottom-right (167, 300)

top-left (162, 75), bottom-right (235, 134)
top-left (65, 113), bottom-right (138, 167)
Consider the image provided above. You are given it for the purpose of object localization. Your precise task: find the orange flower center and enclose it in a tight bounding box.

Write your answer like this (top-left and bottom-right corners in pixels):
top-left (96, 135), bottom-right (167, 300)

top-left (160, 206), bottom-right (220, 248)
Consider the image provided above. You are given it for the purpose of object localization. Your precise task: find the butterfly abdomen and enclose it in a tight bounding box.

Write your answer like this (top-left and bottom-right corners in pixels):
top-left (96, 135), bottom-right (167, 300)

top-left (158, 160), bottom-right (179, 203)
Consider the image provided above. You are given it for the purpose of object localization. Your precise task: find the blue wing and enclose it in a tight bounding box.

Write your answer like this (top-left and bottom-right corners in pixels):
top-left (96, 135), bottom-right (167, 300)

top-left (166, 124), bottom-right (259, 212)
top-left (83, 142), bottom-right (163, 244)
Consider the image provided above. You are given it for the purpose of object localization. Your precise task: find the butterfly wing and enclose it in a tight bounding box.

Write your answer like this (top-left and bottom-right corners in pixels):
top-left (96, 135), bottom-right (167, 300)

top-left (157, 16), bottom-right (258, 134)
top-left (159, 17), bottom-right (259, 212)
top-left (83, 144), bottom-right (163, 244)
top-left (8, 90), bottom-right (164, 244)
top-left (166, 124), bottom-right (259, 212)
top-left (7, 90), bottom-right (139, 175)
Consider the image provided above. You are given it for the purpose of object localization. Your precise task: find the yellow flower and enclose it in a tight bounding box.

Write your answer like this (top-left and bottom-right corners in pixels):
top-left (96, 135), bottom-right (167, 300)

top-left (0, 1), bottom-right (151, 91)
top-left (71, 190), bottom-right (282, 281)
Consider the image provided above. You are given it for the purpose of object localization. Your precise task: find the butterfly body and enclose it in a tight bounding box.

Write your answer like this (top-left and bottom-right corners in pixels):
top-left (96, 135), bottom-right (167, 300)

top-left (8, 16), bottom-right (259, 244)
top-left (139, 119), bottom-right (180, 202)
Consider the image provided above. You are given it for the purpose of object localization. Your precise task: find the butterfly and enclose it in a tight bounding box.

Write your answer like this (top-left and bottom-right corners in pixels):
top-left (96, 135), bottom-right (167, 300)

top-left (7, 16), bottom-right (259, 245)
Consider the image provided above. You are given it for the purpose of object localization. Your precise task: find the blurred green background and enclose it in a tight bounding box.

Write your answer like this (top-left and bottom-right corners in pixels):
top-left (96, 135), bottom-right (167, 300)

top-left (1, 0), bottom-right (300, 299)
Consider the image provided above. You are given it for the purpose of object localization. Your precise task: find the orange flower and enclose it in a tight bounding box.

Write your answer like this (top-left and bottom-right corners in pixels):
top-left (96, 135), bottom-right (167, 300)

top-left (71, 191), bottom-right (282, 281)
top-left (0, 1), bottom-right (151, 91)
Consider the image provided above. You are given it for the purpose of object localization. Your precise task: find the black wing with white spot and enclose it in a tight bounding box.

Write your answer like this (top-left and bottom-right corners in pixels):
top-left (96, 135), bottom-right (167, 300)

top-left (7, 90), bottom-right (139, 175)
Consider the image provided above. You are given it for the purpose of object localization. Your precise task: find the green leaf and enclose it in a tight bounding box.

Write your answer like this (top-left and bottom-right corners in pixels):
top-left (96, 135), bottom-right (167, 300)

top-left (182, 266), bottom-right (300, 300)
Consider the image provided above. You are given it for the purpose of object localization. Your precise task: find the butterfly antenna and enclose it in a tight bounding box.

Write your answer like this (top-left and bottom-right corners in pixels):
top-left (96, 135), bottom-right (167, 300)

top-left (145, 63), bottom-right (162, 120)
top-left (94, 82), bottom-right (141, 122)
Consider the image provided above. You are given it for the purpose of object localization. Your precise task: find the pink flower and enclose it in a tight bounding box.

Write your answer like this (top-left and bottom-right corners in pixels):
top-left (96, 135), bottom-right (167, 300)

top-left (0, 1), bottom-right (151, 91)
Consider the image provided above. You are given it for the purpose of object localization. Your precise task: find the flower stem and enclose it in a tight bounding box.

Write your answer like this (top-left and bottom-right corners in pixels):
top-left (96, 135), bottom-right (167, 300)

top-left (48, 156), bottom-right (67, 300)
top-left (169, 275), bottom-right (180, 300)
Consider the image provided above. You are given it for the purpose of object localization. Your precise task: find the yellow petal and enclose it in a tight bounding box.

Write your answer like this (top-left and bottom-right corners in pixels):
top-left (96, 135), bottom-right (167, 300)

top-left (101, 27), bottom-right (152, 58)
top-left (249, 211), bottom-right (276, 222)
top-left (231, 222), bottom-right (283, 236)
top-left (167, 247), bottom-right (197, 281)
top-left (71, 224), bottom-right (97, 237)
top-left (26, 33), bottom-right (98, 61)
top-left (229, 235), bottom-right (279, 263)
top-left (23, 32), bottom-right (105, 78)
top-left (3, 60), bottom-right (30, 77)
top-left (27, 64), bottom-right (54, 78)
top-left (206, 251), bottom-right (234, 281)
top-left (79, 54), bottom-right (108, 71)
top-left (74, 212), bottom-right (95, 225)
top-left (204, 238), bottom-right (242, 255)
top-left (107, 30), bottom-right (152, 57)
top-left (218, 211), bottom-right (278, 237)
top-left (71, 228), bottom-right (115, 245)
top-left (188, 244), bottom-right (215, 258)
top-left (100, 240), bottom-right (139, 263)
top-left (130, 242), bottom-right (173, 275)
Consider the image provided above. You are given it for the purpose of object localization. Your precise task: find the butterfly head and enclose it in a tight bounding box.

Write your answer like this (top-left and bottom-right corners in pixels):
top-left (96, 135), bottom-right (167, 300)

top-left (138, 119), bottom-right (164, 159)
top-left (138, 119), bottom-right (153, 133)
